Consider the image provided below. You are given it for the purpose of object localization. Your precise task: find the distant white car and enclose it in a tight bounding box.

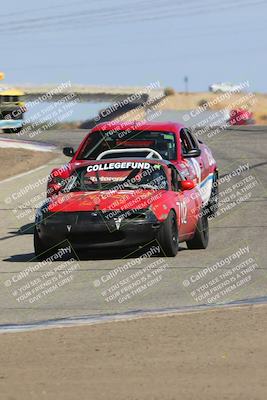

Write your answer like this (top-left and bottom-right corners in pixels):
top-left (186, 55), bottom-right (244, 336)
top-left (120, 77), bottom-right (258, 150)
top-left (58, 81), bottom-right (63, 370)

top-left (209, 82), bottom-right (244, 93)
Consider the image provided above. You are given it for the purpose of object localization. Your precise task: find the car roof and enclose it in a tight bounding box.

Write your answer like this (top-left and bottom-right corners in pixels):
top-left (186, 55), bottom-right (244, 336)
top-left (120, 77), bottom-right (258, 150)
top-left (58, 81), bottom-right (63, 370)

top-left (90, 120), bottom-right (184, 133)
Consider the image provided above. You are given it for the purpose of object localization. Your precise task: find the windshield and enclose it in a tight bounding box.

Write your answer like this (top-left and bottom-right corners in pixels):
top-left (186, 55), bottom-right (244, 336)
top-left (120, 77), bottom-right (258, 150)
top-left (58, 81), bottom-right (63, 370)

top-left (63, 161), bottom-right (169, 193)
top-left (77, 130), bottom-right (177, 161)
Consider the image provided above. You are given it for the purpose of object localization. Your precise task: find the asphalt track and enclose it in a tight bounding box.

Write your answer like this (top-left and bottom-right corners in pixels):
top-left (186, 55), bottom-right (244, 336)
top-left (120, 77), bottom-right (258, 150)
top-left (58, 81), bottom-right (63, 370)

top-left (0, 126), bottom-right (266, 330)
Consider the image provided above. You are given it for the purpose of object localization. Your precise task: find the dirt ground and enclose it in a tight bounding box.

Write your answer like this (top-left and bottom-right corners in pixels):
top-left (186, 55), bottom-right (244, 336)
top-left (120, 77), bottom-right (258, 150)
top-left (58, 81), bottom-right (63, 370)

top-left (0, 305), bottom-right (266, 400)
top-left (0, 149), bottom-right (57, 180)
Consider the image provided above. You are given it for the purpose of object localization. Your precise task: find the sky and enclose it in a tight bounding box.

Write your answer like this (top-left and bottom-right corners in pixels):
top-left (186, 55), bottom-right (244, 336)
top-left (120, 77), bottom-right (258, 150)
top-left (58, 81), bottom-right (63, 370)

top-left (1, 0), bottom-right (267, 92)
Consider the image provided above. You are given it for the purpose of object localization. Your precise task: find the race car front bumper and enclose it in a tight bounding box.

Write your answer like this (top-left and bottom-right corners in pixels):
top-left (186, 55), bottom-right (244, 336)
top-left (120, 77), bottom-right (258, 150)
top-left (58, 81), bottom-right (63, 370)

top-left (36, 210), bottom-right (161, 249)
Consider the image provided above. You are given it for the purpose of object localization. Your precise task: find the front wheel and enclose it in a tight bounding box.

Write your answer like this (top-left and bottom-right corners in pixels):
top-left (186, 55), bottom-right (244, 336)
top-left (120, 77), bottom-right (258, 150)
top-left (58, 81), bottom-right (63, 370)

top-left (157, 210), bottom-right (179, 257)
top-left (207, 172), bottom-right (219, 217)
top-left (186, 212), bottom-right (209, 250)
top-left (34, 227), bottom-right (57, 261)
top-left (3, 127), bottom-right (22, 134)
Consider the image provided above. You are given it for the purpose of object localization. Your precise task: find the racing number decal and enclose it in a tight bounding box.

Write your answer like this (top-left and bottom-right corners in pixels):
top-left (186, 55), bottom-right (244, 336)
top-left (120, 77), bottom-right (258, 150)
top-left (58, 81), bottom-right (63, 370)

top-left (177, 200), bottom-right (187, 224)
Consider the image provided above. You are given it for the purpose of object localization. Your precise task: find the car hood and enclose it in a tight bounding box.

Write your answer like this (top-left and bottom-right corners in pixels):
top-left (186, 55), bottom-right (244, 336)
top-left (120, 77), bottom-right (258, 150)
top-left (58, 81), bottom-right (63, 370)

top-left (48, 190), bottom-right (163, 213)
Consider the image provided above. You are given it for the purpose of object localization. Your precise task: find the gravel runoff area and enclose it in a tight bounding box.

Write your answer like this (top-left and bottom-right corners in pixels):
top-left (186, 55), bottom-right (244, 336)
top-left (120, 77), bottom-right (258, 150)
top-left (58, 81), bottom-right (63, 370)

top-left (0, 305), bottom-right (267, 400)
top-left (0, 148), bottom-right (57, 181)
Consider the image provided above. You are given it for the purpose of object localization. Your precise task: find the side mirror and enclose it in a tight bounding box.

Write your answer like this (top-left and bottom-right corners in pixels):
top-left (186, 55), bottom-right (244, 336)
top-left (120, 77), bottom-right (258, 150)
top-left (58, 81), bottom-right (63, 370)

top-left (182, 148), bottom-right (201, 158)
top-left (63, 147), bottom-right (74, 157)
top-left (180, 180), bottom-right (196, 191)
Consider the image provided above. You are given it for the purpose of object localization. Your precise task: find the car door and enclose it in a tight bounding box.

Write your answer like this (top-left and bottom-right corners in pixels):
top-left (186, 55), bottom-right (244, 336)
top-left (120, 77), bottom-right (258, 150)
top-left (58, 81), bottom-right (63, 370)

top-left (185, 128), bottom-right (210, 181)
top-left (169, 165), bottom-right (200, 240)
top-left (180, 128), bottom-right (201, 184)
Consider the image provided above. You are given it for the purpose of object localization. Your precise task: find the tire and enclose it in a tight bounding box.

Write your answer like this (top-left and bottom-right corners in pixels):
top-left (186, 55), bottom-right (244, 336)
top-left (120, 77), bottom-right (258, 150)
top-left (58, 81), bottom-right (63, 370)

top-left (207, 172), bottom-right (219, 217)
top-left (186, 212), bottom-right (209, 250)
top-left (34, 227), bottom-right (57, 261)
top-left (157, 210), bottom-right (179, 257)
top-left (246, 119), bottom-right (255, 125)
top-left (3, 127), bottom-right (22, 134)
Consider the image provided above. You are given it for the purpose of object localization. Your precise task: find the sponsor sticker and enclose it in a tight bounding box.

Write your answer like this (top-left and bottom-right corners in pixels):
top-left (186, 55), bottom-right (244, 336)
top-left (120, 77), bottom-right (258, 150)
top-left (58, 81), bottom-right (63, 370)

top-left (87, 162), bottom-right (151, 172)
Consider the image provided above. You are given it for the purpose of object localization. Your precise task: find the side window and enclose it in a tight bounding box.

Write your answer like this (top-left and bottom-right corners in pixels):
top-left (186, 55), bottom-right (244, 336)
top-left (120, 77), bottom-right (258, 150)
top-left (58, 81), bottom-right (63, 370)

top-left (186, 129), bottom-right (199, 149)
top-left (169, 166), bottom-right (181, 192)
top-left (180, 129), bottom-right (193, 155)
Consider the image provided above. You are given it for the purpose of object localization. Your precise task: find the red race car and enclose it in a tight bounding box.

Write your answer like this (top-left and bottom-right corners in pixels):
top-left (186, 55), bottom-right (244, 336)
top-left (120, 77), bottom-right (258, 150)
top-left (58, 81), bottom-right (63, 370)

top-left (48, 121), bottom-right (219, 217)
top-left (35, 157), bottom-right (208, 259)
top-left (228, 109), bottom-right (255, 125)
